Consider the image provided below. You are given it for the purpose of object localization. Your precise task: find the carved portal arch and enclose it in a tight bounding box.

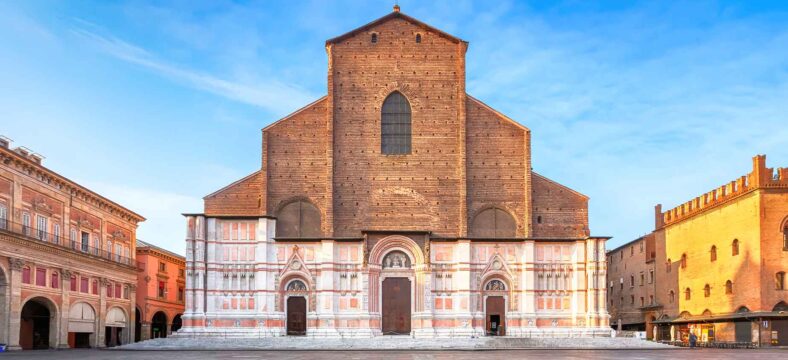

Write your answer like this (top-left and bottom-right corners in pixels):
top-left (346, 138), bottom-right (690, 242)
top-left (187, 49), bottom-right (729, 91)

top-left (369, 235), bottom-right (425, 267)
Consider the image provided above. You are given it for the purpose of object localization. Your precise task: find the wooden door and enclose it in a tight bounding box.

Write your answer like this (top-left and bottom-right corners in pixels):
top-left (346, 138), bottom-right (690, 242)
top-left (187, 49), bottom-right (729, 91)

top-left (486, 296), bottom-right (505, 336)
top-left (382, 277), bottom-right (411, 335)
top-left (287, 296), bottom-right (307, 335)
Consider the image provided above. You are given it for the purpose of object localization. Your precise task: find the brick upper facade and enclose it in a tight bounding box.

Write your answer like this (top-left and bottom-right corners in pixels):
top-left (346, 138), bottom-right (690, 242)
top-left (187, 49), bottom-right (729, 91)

top-left (205, 10), bottom-right (588, 241)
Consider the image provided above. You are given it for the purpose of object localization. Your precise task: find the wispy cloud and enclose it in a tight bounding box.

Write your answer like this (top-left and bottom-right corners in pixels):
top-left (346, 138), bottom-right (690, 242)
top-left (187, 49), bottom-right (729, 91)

top-left (71, 25), bottom-right (315, 116)
top-left (85, 181), bottom-right (203, 254)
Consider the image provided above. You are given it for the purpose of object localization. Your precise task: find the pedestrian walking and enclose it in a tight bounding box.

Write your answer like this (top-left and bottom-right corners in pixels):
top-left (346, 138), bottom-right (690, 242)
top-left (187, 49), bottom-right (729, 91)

top-left (689, 332), bottom-right (697, 348)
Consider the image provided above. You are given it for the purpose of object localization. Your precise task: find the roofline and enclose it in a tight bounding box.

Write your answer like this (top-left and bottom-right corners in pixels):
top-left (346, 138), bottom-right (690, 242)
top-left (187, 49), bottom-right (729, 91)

top-left (325, 11), bottom-right (467, 45)
top-left (606, 234), bottom-right (651, 254)
top-left (136, 239), bottom-right (185, 260)
top-left (203, 170), bottom-right (261, 199)
top-left (262, 96), bottom-right (328, 132)
top-left (531, 172), bottom-right (589, 200)
top-left (0, 146), bottom-right (145, 222)
top-left (466, 94), bottom-right (530, 132)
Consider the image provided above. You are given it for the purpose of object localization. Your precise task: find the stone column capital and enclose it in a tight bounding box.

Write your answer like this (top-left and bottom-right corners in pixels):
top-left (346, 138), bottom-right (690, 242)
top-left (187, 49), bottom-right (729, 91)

top-left (8, 258), bottom-right (25, 271)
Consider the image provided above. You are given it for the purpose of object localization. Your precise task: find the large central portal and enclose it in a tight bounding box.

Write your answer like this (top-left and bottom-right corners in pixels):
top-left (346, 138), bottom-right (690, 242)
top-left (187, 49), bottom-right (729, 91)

top-left (382, 277), bottom-right (411, 335)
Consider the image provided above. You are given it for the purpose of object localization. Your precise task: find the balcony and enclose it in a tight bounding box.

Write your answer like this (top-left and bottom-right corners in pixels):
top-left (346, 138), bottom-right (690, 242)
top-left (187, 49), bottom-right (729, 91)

top-left (0, 218), bottom-right (133, 266)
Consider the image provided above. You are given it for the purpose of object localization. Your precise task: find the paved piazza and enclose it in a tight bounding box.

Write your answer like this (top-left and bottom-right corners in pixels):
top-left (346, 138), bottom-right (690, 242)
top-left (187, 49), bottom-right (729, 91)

top-left (1, 349), bottom-right (786, 360)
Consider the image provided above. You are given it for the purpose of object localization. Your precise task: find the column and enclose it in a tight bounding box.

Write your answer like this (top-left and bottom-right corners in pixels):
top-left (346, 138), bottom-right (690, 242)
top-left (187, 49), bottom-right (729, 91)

top-left (96, 278), bottom-right (108, 348)
top-left (128, 284), bottom-right (137, 344)
top-left (58, 270), bottom-right (71, 348)
top-left (6, 258), bottom-right (24, 350)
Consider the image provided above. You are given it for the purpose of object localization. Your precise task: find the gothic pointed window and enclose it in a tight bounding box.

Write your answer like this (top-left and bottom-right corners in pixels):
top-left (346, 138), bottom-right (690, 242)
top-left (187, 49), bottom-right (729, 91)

top-left (381, 91), bottom-right (411, 155)
top-left (725, 280), bottom-right (733, 295)
top-left (732, 239), bottom-right (739, 256)
top-left (710, 245), bottom-right (717, 262)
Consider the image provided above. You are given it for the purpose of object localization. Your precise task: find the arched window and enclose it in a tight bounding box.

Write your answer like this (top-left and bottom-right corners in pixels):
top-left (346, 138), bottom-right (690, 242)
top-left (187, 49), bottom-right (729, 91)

top-left (381, 91), bottom-right (411, 155)
top-left (704, 284), bottom-right (711, 297)
top-left (777, 272), bottom-right (786, 290)
top-left (684, 288), bottom-right (691, 300)
top-left (276, 200), bottom-right (321, 238)
top-left (710, 245), bottom-right (717, 262)
top-left (668, 290), bottom-right (675, 303)
top-left (732, 239), bottom-right (739, 256)
top-left (415, 33), bottom-right (422, 43)
top-left (371, 33), bottom-right (378, 43)
top-left (680, 253), bottom-right (687, 269)
top-left (666, 259), bottom-right (671, 273)
top-left (783, 221), bottom-right (788, 250)
top-left (725, 280), bottom-right (733, 294)
top-left (485, 279), bottom-right (506, 291)
top-left (382, 250), bottom-right (411, 269)
top-left (470, 207), bottom-right (516, 238)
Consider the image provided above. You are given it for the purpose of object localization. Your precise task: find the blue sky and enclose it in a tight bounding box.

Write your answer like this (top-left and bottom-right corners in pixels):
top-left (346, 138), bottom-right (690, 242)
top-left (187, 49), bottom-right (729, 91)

top-left (2, 1), bottom-right (787, 254)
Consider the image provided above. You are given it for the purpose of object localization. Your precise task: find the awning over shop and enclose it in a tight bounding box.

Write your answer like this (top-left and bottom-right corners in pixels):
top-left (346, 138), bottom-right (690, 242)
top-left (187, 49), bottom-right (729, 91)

top-left (652, 311), bottom-right (788, 325)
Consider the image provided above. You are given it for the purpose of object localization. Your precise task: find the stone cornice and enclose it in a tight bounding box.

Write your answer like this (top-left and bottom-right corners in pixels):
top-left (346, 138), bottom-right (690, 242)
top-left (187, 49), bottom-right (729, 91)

top-left (0, 147), bottom-right (145, 223)
top-left (136, 247), bottom-right (185, 265)
top-left (0, 231), bottom-right (137, 273)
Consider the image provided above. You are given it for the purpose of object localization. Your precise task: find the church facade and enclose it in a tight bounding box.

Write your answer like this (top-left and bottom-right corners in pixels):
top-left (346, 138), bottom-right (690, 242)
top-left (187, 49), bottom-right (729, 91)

top-left (181, 8), bottom-right (610, 338)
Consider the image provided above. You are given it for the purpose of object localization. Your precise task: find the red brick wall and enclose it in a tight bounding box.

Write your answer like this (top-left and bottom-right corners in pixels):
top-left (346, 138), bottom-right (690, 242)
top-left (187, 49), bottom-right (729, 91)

top-left (328, 17), bottom-right (466, 237)
top-left (465, 97), bottom-right (529, 237)
top-left (531, 173), bottom-right (589, 238)
top-left (203, 14), bottom-right (591, 241)
top-left (204, 171), bottom-right (263, 216)
top-left (263, 97), bottom-right (330, 234)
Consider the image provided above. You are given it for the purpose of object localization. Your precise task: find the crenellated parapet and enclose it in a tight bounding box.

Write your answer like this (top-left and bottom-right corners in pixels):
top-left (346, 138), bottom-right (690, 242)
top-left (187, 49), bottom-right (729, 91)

top-left (656, 154), bottom-right (787, 228)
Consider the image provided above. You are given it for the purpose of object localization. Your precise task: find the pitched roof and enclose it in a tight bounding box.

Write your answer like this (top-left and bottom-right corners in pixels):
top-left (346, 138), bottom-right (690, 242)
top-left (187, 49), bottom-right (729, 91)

top-left (326, 9), bottom-right (466, 45)
top-left (203, 170), bottom-right (261, 199)
top-left (532, 172), bottom-right (589, 200)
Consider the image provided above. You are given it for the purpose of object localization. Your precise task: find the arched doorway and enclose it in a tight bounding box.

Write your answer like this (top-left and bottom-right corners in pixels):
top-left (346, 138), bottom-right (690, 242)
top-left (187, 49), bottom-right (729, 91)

top-left (105, 307), bottom-right (127, 347)
top-left (134, 307), bottom-right (141, 342)
top-left (483, 279), bottom-right (507, 336)
top-left (20, 297), bottom-right (56, 350)
top-left (171, 314), bottom-right (182, 333)
top-left (67, 302), bottom-right (95, 348)
top-left (150, 311), bottom-right (167, 339)
top-left (284, 278), bottom-right (308, 336)
top-left (381, 251), bottom-right (412, 335)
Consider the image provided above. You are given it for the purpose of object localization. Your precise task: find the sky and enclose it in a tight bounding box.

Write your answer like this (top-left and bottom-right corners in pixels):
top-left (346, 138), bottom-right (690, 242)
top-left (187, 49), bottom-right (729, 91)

top-left (2, 0), bottom-right (787, 254)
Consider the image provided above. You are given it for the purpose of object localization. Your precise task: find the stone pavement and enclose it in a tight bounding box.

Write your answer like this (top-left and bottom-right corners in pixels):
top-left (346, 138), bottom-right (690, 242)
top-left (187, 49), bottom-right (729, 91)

top-left (117, 336), bottom-right (675, 350)
top-left (4, 349), bottom-right (788, 360)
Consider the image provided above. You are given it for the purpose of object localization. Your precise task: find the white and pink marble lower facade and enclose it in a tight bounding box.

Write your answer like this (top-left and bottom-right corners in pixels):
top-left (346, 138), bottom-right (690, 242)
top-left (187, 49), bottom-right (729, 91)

top-left (180, 216), bottom-right (610, 338)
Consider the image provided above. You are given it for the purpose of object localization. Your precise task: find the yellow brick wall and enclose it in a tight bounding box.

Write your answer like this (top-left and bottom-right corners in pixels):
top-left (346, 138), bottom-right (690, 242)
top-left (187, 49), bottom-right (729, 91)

top-left (665, 191), bottom-right (762, 316)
